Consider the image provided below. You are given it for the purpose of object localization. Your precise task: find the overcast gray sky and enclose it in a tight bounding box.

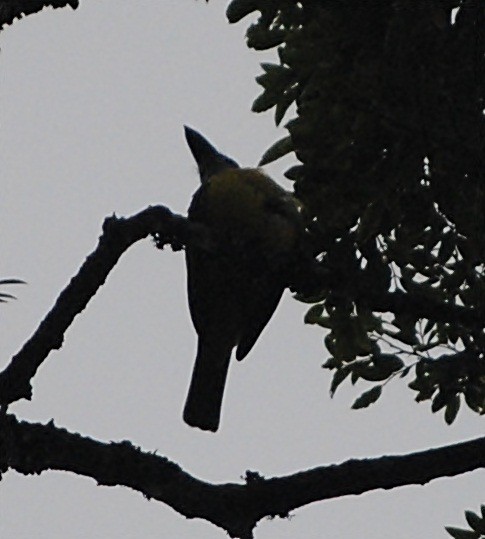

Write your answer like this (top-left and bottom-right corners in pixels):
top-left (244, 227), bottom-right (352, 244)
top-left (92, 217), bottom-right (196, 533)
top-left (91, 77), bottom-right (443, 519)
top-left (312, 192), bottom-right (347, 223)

top-left (0, 2), bottom-right (482, 538)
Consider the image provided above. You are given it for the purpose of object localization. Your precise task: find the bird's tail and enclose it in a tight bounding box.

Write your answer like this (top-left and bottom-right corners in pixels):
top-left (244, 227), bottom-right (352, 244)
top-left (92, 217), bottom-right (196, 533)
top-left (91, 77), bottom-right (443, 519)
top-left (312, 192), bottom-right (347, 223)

top-left (183, 338), bottom-right (233, 432)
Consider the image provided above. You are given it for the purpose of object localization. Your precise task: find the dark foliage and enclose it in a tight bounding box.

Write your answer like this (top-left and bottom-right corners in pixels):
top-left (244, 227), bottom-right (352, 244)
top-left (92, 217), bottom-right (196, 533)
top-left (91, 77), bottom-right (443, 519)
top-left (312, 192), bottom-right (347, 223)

top-left (228, 0), bottom-right (485, 423)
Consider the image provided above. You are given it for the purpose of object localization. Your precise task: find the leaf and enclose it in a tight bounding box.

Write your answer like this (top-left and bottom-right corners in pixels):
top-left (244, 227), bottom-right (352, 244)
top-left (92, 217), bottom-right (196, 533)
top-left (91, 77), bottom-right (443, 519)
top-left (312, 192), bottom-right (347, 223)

top-left (284, 164), bottom-right (304, 182)
top-left (324, 333), bottom-right (337, 356)
top-left (0, 278), bottom-right (26, 285)
top-left (226, 0), bottom-right (259, 23)
top-left (355, 364), bottom-right (395, 382)
top-left (445, 526), bottom-right (480, 539)
top-left (322, 357), bottom-right (339, 369)
top-left (438, 233), bottom-right (456, 264)
top-left (304, 304), bottom-right (324, 324)
top-left (465, 511), bottom-right (485, 534)
top-left (256, 63), bottom-right (292, 89)
top-left (464, 384), bottom-right (484, 414)
top-left (431, 391), bottom-right (449, 413)
top-left (373, 353), bottom-right (405, 373)
top-left (314, 316), bottom-right (333, 329)
top-left (252, 89), bottom-right (279, 113)
top-left (415, 387), bottom-right (436, 402)
top-left (0, 277), bottom-right (25, 302)
top-left (408, 378), bottom-right (422, 391)
top-left (351, 369), bottom-right (360, 385)
top-left (275, 86), bottom-right (298, 125)
top-left (392, 314), bottom-right (418, 346)
top-left (293, 289), bottom-right (327, 303)
top-left (330, 367), bottom-right (349, 397)
top-left (400, 366), bottom-right (412, 378)
top-left (444, 395), bottom-right (460, 425)
top-left (415, 358), bottom-right (431, 377)
top-left (246, 24), bottom-right (286, 50)
top-left (258, 136), bottom-right (293, 165)
top-left (351, 385), bottom-right (382, 409)
top-left (260, 62), bottom-right (283, 75)
top-left (423, 318), bottom-right (435, 335)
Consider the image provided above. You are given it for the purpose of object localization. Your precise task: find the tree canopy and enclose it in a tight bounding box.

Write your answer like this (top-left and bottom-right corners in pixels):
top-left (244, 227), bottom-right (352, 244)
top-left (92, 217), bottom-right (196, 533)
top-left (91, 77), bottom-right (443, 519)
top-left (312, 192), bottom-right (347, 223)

top-left (230, 0), bottom-right (485, 426)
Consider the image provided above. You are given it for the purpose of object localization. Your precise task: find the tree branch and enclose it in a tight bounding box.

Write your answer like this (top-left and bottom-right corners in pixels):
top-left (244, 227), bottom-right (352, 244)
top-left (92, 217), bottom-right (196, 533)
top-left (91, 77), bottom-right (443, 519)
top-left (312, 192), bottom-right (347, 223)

top-left (0, 206), bottom-right (189, 406)
top-left (0, 0), bottom-right (78, 30)
top-left (357, 287), bottom-right (481, 328)
top-left (1, 413), bottom-right (484, 539)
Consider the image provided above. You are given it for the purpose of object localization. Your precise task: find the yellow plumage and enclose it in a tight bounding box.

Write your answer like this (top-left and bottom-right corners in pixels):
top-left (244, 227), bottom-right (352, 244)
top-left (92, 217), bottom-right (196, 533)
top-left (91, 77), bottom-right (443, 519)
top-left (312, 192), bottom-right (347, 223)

top-left (199, 167), bottom-right (301, 251)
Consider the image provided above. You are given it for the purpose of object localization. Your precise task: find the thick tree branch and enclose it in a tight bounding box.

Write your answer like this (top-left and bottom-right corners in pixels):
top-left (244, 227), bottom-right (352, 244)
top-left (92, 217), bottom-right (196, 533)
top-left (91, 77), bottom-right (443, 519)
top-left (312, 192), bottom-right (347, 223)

top-left (0, 0), bottom-right (78, 29)
top-left (1, 414), bottom-right (484, 539)
top-left (0, 206), bottom-right (189, 406)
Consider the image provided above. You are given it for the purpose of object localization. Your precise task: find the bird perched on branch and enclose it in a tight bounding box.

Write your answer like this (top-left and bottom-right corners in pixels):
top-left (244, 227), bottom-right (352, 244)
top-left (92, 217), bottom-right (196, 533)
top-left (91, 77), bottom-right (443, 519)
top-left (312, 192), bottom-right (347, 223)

top-left (183, 126), bottom-right (303, 432)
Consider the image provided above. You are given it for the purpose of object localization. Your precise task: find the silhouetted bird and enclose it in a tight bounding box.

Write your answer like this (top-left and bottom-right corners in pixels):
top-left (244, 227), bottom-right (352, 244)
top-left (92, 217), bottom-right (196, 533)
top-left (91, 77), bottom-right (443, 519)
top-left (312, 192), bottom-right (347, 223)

top-left (183, 126), bottom-right (303, 431)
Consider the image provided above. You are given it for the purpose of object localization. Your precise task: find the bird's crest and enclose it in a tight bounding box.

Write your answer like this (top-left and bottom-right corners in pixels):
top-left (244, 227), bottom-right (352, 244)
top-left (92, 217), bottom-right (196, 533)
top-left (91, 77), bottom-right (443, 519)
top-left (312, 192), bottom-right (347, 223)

top-left (184, 126), bottom-right (239, 183)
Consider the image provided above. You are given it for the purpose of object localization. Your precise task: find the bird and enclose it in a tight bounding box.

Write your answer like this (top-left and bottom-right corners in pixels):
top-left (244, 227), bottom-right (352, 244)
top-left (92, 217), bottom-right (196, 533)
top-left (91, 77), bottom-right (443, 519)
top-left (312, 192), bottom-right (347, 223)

top-left (183, 126), bottom-right (303, 432)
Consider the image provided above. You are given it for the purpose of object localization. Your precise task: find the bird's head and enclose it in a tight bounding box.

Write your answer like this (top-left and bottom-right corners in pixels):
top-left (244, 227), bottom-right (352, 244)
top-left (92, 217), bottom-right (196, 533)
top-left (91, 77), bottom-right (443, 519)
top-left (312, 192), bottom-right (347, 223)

top-left (184, 126), bottom-right (239, 184)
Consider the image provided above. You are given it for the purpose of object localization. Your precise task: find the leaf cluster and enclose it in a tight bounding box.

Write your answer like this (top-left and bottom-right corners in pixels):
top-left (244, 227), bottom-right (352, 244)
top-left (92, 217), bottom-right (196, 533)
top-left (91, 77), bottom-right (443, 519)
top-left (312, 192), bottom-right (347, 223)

top-left (227, 0), bottom-right (485, 422)
top-left (446, 506), bottom-right (485, 539)
top-left (0, 278), bottom-right (25, 303)
top-left (409, 351), bottom-right (485, 424)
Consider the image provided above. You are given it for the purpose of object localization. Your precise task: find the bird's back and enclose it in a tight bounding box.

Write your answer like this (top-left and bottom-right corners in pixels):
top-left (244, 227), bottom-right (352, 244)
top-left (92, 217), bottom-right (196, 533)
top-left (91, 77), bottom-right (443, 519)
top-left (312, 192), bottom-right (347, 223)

top-left (186, 167), bottom-right (302, 360)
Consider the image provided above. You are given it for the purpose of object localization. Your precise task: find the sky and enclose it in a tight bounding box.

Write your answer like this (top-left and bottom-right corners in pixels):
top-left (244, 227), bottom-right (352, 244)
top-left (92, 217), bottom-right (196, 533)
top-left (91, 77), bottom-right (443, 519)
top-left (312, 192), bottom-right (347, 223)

top-left (0, 2), bottom-right (483, 538)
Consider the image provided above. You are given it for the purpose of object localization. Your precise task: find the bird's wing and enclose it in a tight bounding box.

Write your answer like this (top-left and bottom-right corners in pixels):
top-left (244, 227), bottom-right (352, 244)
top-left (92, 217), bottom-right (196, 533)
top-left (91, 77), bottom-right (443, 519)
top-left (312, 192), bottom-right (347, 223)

top-left (235, 279), bottom-right (285, 361)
